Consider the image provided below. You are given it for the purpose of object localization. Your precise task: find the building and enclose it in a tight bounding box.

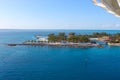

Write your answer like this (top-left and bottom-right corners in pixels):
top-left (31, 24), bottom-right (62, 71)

top-left (98, 36), bottom-right (111, 41)
top-left (89, 38), bottom-right (98, 41)
top-left (35, 35), bottom-right (48, 42)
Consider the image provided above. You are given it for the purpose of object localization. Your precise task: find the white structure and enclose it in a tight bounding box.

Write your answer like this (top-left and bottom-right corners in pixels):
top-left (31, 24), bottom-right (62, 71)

top-left (36, 35), bottom-right (48, 42)
top-left (89, 38), bottom-right (98, 41)
top-left (92, 0), bottom-right (120, 17)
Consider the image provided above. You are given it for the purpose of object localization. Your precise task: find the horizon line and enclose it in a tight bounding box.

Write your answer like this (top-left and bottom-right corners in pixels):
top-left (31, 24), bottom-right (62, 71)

top-left (0, 28), bottom-right (120, 30)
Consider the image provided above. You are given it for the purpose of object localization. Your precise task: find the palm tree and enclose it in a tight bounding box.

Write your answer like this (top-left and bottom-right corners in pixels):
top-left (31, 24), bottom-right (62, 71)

top-left (58, 32), bottom-right (67, 42)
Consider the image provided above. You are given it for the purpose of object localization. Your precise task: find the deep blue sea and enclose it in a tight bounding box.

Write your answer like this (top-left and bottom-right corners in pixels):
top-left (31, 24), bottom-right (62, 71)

top-left (0, 29), bottom-right (120, 80)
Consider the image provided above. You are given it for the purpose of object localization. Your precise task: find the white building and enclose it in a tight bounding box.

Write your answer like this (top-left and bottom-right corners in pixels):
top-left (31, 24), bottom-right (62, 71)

top-left (36, 35), bottom-right (48, 42)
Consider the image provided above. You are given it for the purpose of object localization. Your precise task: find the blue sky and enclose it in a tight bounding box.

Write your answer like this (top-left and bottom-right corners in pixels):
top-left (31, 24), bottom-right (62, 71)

top-left (0, 0), bottom-right (120, 29)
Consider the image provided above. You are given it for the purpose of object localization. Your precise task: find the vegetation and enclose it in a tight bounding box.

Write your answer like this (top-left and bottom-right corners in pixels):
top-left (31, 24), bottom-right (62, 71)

top-left (48, 32), bottom-right (90, 43)
top-left (48, 32), bottom-right (120, 43)
top-left (25, 32), bottom-right (120, 44)
top-left (109, 33), bottom-right (120, 43)
top-left (92, 32), bottom-right (109, 38)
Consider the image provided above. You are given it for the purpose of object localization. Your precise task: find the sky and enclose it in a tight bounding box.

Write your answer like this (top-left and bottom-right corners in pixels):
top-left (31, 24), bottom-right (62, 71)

top-left (0, 0), bottom-right (120, 30)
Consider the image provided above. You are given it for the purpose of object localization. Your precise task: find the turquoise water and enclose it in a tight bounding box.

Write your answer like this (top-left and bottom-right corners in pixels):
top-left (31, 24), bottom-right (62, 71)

top-left (0, 29), bottom-right (120, 80)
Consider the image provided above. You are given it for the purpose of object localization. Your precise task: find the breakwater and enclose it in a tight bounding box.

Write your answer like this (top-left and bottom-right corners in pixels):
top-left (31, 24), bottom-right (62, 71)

top-left (6, 42), bottom-right (103, 48)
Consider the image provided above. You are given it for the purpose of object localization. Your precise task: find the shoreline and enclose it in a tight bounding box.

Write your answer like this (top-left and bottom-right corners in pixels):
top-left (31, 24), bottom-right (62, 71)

top-left (7, 42), bottom-right (120, 47)
top-left (108, 43), bottom-right (120, 46)
top-left (6, 42), bottom-right (103, 48)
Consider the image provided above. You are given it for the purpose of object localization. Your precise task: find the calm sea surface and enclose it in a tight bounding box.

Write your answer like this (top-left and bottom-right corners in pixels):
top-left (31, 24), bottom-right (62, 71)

top-left (0, 29), bottom-right (120, 80)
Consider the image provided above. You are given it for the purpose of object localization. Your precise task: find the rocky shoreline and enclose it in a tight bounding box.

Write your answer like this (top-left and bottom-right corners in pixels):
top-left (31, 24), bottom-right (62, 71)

top-left (7, 42), bottom-right (103, 48)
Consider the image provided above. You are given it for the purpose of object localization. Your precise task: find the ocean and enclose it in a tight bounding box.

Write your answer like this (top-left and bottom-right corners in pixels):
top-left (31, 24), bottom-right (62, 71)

top-left (0, 29), bottom-right (120, 80)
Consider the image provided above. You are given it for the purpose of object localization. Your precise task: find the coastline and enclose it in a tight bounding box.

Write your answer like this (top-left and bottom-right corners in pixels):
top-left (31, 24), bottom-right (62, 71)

top-left (108, 43), bottom-right (120, 46)
top-left (7, 42), bottom-right (103, 48)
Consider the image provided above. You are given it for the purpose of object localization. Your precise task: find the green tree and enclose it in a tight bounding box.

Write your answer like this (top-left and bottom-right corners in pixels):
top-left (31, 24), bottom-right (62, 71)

top-left (67, 32), bottom-right (76, 42)
top-left (58, 32), bottom-right (67, 42)
top-left (78, 35), bottom-right (90, 42)
top-left (48, 33), bottom-right (56, 42)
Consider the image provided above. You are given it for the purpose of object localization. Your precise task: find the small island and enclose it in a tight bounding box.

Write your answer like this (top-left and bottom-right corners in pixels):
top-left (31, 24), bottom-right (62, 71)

top-left (7, 32), bottom-right (120, 48)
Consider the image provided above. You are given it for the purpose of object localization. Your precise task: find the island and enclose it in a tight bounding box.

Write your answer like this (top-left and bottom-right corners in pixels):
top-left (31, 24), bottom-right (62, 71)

top-left (7, 32), bottom-right (120, 47)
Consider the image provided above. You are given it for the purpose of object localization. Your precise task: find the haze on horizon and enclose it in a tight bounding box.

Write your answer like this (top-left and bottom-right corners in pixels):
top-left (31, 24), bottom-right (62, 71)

top-left (0, 0), bottom-right (120, 30)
